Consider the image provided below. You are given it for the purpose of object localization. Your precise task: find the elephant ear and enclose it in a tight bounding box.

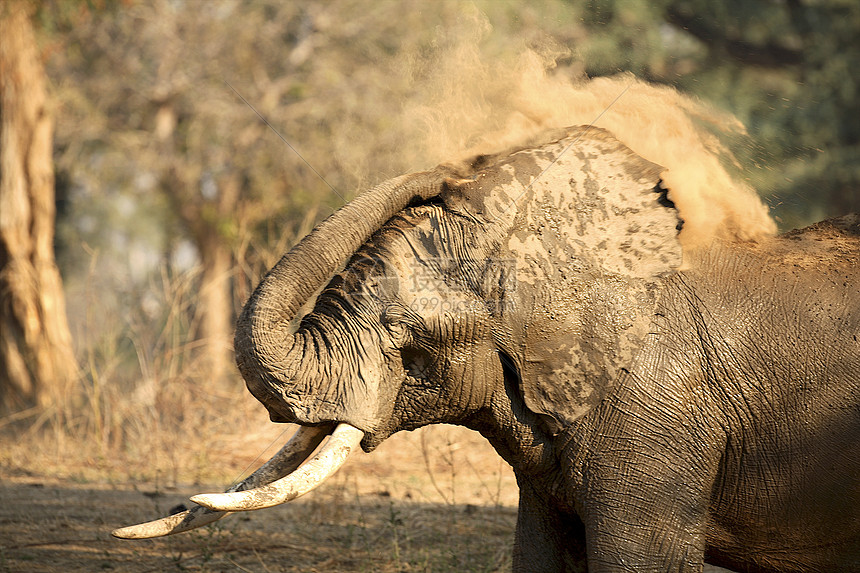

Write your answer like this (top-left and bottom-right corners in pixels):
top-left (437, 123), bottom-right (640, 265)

top-left (445, 126), bottom-right (684, 432)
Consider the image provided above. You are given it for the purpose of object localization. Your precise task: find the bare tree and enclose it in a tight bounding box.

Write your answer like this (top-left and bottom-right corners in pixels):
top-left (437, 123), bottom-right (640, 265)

top-left (0, 1), bottom-right (77, 414)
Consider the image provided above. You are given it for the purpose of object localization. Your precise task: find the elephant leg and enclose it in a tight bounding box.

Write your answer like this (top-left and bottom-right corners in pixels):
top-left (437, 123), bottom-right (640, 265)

top-left (513, 481), bottom-right (588, 572)
top-left (580, 480), bottom-right (709, 573)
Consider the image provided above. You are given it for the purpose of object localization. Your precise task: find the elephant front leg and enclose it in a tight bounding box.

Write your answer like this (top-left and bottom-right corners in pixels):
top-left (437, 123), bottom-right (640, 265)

top-left (580, 480), bottom-right (710, 573)
top-left (513, 482), bottom-right (588, 572)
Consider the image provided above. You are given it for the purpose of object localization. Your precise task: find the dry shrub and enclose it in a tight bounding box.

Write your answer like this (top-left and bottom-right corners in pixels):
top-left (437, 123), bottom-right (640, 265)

top-left (0, 261), bottom-right (282, 487)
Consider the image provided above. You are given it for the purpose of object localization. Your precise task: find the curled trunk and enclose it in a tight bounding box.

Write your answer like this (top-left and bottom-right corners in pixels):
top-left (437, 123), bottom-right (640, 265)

top-left (114, 163), bottom-right (453, 541)
top-left (234, 170), bottom-right (449, 419)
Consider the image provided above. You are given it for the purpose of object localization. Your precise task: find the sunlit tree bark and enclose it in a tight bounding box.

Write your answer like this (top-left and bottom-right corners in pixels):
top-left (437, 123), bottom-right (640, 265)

top-left (0, 1), bottom-right (77, 414)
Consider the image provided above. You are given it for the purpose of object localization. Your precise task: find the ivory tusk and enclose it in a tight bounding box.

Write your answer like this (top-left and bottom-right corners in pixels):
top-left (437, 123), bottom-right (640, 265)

top-left (191, 423), bottom-right (363, 512)
top-left (111, 425), bottom-right (330, 539)
top-left (111, 504), bottom-right (229, 539)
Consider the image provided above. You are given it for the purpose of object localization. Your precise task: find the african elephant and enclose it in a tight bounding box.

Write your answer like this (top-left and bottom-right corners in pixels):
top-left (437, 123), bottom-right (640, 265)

top-left (115, 126), bottom-right (860, 573)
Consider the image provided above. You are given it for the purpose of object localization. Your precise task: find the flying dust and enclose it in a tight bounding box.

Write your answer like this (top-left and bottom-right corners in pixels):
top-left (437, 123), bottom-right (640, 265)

top-left (383, 9), bottom-right (777, 250)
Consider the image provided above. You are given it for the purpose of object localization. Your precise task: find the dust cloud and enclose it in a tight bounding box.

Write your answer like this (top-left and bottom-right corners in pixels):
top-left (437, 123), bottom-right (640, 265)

top-left (391, 10), bottom-right (777, 249)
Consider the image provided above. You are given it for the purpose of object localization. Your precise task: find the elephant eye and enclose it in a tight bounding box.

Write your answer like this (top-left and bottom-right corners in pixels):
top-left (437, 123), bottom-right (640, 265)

top-left (401, 346), bottom-right (433, 380)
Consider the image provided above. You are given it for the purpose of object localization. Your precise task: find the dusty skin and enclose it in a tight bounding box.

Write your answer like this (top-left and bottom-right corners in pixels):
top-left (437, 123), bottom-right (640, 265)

top-left (0, 425), bottom-right (733, 573)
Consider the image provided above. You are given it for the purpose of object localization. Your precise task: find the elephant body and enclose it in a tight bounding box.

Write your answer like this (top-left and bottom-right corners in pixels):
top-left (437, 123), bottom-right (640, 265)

top-left (505, 219), bottom-right (860, 571)
top-left (200, 126), bottom-right (860, 571)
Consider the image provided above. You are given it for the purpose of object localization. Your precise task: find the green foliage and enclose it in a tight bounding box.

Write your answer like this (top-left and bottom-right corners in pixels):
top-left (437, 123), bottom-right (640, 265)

top-left (568, 0), bottom-right (859, 228)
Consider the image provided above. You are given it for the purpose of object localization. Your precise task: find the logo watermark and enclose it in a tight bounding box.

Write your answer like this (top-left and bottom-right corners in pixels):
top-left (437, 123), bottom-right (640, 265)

top-left (340, 255), bottom-right (519, 315)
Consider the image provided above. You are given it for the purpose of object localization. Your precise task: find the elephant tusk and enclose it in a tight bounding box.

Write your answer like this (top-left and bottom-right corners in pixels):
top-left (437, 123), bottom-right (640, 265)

top-left (190, 423), bottom-right (363, 512)
top-left (111, 504), bottom-right (230, 540)
top-left (111, 425), bottom-right (330, 539)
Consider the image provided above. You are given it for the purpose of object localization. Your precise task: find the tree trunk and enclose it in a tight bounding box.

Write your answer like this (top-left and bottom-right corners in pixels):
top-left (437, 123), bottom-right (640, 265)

top-left (195, 224), bottom-right (235, 386)
top-left (0, 2), bottom-right (78, 414)
top-left (165, 167), bottom-right (240, 387)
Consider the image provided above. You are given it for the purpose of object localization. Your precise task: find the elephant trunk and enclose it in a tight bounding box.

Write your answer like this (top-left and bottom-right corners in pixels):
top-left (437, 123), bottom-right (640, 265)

top-left (234, 170), bottom-right (448, 422)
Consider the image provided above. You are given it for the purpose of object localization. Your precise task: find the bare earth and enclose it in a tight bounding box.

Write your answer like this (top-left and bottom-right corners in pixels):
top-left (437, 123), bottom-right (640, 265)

top-left (0, 426), bottom-right (520, 573)
top-left (0, 477), bottom-right (519, 573)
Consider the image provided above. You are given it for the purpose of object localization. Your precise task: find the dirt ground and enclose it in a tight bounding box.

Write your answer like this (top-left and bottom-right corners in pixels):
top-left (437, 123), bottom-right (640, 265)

top-left (0, 425), bottom-right (522, 573)
top-left (0, 477), bottom-right (520, 573)
top-left (0, 425), bottom-right (733, 573)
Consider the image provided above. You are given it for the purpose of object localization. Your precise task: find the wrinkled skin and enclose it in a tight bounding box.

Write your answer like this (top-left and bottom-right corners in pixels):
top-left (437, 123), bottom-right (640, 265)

top-left (238, 127), bottom-right (860, 572)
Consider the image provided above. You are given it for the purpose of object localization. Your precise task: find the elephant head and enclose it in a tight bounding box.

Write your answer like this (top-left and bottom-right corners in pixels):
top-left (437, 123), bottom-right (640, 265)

top-left (114, 125), bottom-right (683, 536)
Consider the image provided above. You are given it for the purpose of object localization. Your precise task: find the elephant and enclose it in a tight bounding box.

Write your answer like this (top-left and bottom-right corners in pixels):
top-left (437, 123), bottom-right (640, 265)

top-left (114, 126), bottom-right (860, 573)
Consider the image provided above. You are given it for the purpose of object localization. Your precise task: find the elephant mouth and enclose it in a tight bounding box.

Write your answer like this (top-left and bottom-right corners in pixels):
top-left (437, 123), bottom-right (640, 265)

top-left (112, 423), bottom-right (364, 539)
top-left (256, 386), bottom-right (387, 447)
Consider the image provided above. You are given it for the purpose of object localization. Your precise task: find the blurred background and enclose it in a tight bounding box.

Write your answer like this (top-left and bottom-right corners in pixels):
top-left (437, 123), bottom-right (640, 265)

top-left (0, 2), bottom-right (856, 570)
top-left (1, 0), bottom-right (858, 483)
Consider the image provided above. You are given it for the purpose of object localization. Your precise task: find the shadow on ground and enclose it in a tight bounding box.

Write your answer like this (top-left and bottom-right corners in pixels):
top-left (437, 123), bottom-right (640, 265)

top-left (0, 478), bottom-right (517, 573)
